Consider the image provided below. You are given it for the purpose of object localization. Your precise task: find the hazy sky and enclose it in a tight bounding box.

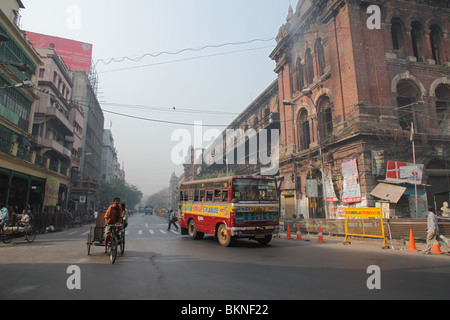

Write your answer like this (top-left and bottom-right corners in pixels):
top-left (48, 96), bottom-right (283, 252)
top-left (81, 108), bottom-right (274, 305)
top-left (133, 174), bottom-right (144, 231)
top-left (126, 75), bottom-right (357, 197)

top-left (20, 0), bottom-right (290, 196)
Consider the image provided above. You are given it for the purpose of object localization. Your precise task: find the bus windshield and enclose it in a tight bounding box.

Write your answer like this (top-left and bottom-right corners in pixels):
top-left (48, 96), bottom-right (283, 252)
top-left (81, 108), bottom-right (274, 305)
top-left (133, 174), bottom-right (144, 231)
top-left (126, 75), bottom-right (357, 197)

top-left (232, 178), bottom-right (277, 202)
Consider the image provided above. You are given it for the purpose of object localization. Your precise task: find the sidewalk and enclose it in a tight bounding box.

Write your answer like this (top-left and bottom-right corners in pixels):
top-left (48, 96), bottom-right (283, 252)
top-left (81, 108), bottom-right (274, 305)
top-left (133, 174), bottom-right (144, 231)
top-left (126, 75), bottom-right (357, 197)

top-left (274, 229), bottom-right (450, 254)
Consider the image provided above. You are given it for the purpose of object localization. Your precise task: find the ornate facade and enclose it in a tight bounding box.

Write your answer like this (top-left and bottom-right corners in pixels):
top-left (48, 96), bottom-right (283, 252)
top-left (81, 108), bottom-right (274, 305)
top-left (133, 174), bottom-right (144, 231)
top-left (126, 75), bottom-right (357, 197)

top-left (270, 0), bottom-right (450, 219)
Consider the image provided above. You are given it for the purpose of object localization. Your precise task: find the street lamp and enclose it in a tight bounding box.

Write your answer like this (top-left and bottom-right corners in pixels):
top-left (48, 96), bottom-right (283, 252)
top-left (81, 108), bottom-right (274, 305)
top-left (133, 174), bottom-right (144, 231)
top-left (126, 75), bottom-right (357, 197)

top-left (283, 88), bottom-right (329, 218)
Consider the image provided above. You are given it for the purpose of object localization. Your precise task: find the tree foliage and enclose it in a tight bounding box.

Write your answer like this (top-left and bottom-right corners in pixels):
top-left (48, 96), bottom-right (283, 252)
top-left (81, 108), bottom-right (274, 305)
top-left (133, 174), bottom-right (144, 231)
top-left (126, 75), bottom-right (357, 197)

top-left (146, 188), bottom-right (169, 210)
top-left (99, 178), bottom-right (143, 210)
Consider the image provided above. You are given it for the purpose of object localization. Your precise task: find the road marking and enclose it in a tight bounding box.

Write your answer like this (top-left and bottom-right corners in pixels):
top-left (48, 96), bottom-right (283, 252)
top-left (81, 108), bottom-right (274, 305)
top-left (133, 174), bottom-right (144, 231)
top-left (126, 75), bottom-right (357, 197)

top-left (149, 230), bottom-right (154, 234)
top-left (138, 230), bottom-right (142, 235)
top-left (81, 231), bottom-right (89, 236)
top-left (160, 230), bottom-right (167, 234)
top-left (170, 230), bottom-right (178, 234)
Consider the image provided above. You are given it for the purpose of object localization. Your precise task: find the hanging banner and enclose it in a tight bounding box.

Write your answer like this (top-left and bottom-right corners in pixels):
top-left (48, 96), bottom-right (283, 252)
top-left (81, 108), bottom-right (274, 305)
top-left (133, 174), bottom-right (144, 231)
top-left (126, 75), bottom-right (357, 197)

top-left (43, 177), bottom-right (60, 207)
top-left (371, 150), bottom-right (385, 176)
top-left (325, 167), bottom-right (338, 202)
top-left (341, 159), bottom-right (361, 204)
top-left (306, 179), bottom-right (318, 198)
top-left (386, 161), bottom-right (423, 185)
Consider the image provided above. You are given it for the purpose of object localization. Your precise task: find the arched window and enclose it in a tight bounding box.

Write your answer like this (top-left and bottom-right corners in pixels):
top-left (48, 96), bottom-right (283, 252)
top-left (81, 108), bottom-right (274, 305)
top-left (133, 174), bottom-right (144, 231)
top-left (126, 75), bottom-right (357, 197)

top-left (315, 38), bottom-right (325, 76)
top-left (435, 84), bottom-right (450, 134)
top-left (305, 48), bottom-right (314, 85)
top-left (411, 22), bottom-right (425, 62)
top-left (298, 109), bottom-right (310, 150)
top-left (296, 57), bottom-right (304, 91)
top-left (290, 57), bottom-right (303, 93)
top-left (396, 80), bottom-right (421, 131)
top-left (317, 96), bottom-right (333, 139)
top-left (430, 25), bottom-right (443, 65)
top-left (391, 18), bottom-right (406, 56)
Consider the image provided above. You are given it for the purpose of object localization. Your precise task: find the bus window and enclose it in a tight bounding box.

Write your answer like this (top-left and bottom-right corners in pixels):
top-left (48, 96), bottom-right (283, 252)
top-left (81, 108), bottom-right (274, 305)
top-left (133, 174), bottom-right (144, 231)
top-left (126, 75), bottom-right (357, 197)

top-left (232, 178), bottom-right (277, 201)
top-left (221, 189), bottom-right (229, 202)
top-left (206, 190), bottom-right (213, 202)
top-left (184, 191), bottom-right (189, 202)
top-left (194, 190), bottom-right (200, 202)
top-left (200, 190), bottom-right (206, 202)
top-left (188, 190), bottom-right (194, 201)
top-left (214, 189), bottom-right (221, 202)
top-left (179, 191), bottom-right (183, 201)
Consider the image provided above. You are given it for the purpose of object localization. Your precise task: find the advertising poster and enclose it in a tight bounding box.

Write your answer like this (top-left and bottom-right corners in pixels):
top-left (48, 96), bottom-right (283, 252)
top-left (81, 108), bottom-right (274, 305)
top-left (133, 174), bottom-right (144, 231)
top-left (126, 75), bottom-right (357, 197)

top-left (43, 177), bottom-right (60, 207)
top-left (26, 31), bottom-right (93, 73)
top-left (386, 161), bottom-right (423, 184)
top-left (325, 168), bottom-right (338, 202)
top-left (341, 159), bottom-right (361, 204)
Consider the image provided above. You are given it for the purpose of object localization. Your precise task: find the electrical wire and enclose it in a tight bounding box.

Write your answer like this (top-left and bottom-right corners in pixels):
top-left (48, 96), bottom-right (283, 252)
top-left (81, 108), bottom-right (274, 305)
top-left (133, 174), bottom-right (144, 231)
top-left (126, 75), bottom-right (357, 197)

top-left (94, 37), bottom-right (276, 66)
top-left (32, 86), bottom-right (230, 127)
top-left (102, 109), bottom-right (228, 127)
top-left (98, 45), bottom-right (275, 74)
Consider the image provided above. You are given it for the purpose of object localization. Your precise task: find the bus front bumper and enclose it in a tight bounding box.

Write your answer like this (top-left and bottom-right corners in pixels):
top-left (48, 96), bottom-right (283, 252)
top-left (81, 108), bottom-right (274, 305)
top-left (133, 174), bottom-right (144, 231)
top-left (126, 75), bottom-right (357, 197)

top-left (229, 226), bottom-right (278, 237)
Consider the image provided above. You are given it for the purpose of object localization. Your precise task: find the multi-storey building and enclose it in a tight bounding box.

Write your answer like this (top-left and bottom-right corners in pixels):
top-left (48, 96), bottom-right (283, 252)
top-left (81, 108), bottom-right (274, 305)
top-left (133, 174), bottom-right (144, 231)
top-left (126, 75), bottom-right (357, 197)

top-left (33, 47), bottom-right (74, 180)
top-left (190, 80), bottom-right (280, 179)
top-left (70, 70), bottom-right (104, 211)
top-left (102, 129), bottom-right (125, 183)
top-left (269, 0), bottom-right (449, 219)
top-left (0, 0), bottom-right (72, 216)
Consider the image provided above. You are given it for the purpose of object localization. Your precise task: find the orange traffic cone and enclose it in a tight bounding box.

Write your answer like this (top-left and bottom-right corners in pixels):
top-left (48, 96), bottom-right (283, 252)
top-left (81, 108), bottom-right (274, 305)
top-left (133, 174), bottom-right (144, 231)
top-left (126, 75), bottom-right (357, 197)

top-left (406, 229), bottom-right (418, 252)
top-left (286, 224), bottom-right (292, 240)
top-left (431, 241), bottom-right (444, 254)
top-left (296, 225), bottom-right (303, 241)
top-left (317, 225), bottom-right (326, 243)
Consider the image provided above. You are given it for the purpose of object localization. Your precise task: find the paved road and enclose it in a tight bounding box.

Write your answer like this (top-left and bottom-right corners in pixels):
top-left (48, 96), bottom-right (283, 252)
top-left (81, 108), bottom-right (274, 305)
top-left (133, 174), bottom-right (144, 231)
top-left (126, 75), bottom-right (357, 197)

top-left (1, 213), bottom-right (449, 302)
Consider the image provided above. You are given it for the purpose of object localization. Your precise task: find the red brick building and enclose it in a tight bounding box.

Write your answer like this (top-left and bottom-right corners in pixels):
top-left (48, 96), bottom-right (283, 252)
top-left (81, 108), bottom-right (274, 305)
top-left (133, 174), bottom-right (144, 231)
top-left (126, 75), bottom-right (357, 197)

top-left (270, 0), bottom-right (450, 219)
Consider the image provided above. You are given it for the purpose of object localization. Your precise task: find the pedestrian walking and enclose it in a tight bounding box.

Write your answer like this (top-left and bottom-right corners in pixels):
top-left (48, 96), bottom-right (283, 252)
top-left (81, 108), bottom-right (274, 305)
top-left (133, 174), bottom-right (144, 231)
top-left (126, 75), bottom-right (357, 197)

top-left (422, 206), bottom-right (450, 255)
top-left (167, 209), bottom-right (178, 231)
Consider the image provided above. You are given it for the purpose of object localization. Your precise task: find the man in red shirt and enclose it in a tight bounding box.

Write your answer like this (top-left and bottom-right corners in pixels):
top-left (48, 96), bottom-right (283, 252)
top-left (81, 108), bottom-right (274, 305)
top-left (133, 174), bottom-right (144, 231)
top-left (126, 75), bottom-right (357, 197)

top-left (104, 197), bottom-right (123, 253)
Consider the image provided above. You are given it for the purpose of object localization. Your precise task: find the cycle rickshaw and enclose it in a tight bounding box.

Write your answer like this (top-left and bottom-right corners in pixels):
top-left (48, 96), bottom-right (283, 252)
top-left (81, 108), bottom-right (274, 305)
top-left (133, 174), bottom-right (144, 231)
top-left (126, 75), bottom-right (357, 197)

top-left (86, 223), bottom-right (125, 264)
top-left (1, 223), bottom-right (36, 244)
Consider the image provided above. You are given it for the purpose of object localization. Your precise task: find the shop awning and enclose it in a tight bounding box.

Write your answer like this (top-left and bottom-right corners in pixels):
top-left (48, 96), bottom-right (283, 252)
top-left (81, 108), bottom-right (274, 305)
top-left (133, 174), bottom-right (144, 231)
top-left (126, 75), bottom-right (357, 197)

top-left (371, 183), bottom-right (407, 203)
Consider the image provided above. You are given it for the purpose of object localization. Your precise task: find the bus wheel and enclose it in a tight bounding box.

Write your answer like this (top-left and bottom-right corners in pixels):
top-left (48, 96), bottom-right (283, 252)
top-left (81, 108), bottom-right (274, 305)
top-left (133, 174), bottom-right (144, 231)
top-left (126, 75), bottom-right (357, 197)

top-left (188, 220), bottom-right (203, 240)
top-left (217, 224), bottom-right (232, 247)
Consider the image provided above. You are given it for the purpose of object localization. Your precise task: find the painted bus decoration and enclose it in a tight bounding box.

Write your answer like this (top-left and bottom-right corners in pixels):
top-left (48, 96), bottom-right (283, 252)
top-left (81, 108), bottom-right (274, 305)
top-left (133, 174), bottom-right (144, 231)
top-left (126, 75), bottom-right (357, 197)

top-left (178, 175), bottom-right (279, 247)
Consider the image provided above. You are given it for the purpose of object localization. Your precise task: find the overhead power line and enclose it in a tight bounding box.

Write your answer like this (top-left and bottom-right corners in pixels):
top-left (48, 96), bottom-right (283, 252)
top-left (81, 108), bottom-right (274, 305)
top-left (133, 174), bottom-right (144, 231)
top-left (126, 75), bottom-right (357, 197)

top-left (103, 109), bottom-right (228, 127)
top-left (97, 45), bottom-right (275, 74)
top-left (94, 37), bottom-right (276, 66)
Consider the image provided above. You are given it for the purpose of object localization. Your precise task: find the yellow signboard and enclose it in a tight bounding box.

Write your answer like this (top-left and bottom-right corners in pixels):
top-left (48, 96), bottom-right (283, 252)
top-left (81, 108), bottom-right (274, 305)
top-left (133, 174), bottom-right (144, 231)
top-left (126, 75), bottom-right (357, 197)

top-left (344, 208), bottom-right (387, 248)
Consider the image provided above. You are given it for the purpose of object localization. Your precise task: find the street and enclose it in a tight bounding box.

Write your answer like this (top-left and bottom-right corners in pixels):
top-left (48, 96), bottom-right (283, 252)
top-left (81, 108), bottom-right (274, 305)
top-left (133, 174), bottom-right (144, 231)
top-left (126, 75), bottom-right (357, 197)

top-left (1, 213), bottom-right (450, 302)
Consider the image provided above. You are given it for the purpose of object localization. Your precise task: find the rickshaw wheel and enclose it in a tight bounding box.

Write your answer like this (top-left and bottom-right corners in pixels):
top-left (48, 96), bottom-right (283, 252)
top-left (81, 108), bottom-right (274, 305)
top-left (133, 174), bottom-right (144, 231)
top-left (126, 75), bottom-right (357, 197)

top-left (120, 232), bottom-right (125, 254)
top-left (2, 231), bottom-right (13, 244)
top-left (25, 226), bottom-right (36, 243)
top-left (86, 234), bottom-right (92, 255)
top-left (110, 237), bottom-right (117, 264)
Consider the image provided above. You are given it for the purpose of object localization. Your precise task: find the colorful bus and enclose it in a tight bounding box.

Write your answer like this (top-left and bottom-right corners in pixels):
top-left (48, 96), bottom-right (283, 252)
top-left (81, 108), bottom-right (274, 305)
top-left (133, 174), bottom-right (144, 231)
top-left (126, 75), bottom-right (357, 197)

top-left (178, 175), bottom-right (279, 246)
